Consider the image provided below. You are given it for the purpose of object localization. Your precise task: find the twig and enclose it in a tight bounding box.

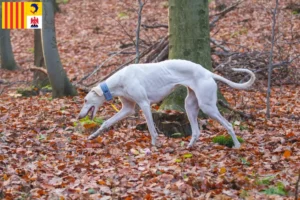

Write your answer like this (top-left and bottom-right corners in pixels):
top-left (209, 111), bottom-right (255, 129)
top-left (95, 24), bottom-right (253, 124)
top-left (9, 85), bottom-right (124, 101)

top-left (77, 46), bottom-right (133, 84)
top-left (135, 0), bottom-right (146, 63)
top-left (72, 83), bottom-right (90, 93)
top-left (218, 99), bottom-right (254, 119)
top-left (0, 79), bottom-right (8, 84)
top-left (210, 0), bottom-right (243, 28)
top-left (141, 0), bottom-right (242, 32)
top-left (108, 51), bottom-right (136, 56)
top-left (296, 172), bottom-right (300, 200)
top-left (211, 38), bottom-right (230, 52)
top-left (0, 81), bottom-right (30, 95)
top-left (211, 0), bottom-right (243, 17)
top-left (28, 67), bottom-right (48, 75)
top-left (152, 44), bottom-right (169, 63)
top-left (86, 41), bottom-right (156, 87)
top-left (239, 58), bottom-right (298, 83)
top-left (145, 36), bottom-right (168, 62)
top-left (142, 24), bottom-right (168, 29)
top-left (266, 0), bottom-right (279, 118)
top-left (214, 56), bottom-right (232, 71)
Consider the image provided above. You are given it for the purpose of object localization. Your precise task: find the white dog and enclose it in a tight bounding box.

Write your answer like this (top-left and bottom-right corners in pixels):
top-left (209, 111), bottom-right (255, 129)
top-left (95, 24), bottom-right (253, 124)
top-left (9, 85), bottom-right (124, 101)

top-left (78, 59), bottom-right (255, 148)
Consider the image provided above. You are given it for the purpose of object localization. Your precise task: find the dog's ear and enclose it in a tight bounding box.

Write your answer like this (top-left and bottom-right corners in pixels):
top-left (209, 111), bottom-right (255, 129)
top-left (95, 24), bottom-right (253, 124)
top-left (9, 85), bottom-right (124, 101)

top-left (91, 87), bottom-right (103, 97)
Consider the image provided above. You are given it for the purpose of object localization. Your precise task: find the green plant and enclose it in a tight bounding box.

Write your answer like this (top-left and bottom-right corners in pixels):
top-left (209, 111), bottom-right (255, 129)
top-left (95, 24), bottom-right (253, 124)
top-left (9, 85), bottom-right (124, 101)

top-left (17, 86), bottom-right (39, 97)
top-left (212, 135), bottom-right (244, 148)
top-left (262, 182), bottom-right (287, 196)
top-left (37, 134), bottom-right (46, 141)
top-left (240, 157), bottom-right (250, 166)
top-left (256, 175), bottom-right (275, 185)
top-left (73, 116), bottom-right (103, 127)
top-left (28, 47), bottom-right (34, 53)
top-left (239, 189), bottom-right (249, 198)
top-left (56, 0), bottom-right (69, 4)
top-left (42, 85), bottom-right (52, 90)
top-left (118, 12), bottom-right (129, 19)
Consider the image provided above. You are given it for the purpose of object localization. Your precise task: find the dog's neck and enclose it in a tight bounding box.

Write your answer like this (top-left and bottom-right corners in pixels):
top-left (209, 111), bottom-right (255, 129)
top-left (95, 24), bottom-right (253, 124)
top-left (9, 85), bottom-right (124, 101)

top-left (104, 74), bottom-right (123, 97)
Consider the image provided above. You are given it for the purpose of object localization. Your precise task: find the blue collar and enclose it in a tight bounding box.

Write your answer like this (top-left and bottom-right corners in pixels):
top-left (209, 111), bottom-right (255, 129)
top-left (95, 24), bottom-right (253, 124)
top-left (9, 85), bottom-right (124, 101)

top-left (100, 82), bottom-right (113, 101)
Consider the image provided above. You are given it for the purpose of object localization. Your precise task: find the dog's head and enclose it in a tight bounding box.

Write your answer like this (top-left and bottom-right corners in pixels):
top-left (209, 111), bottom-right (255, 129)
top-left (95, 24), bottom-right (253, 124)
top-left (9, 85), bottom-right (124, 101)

top-left (78, 87), bottom-right (106, 120)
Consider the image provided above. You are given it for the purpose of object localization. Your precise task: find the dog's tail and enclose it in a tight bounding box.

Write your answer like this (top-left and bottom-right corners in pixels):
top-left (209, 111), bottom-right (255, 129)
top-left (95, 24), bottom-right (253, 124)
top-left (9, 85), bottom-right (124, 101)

top-left (212, 68), bottom-right (256, 90)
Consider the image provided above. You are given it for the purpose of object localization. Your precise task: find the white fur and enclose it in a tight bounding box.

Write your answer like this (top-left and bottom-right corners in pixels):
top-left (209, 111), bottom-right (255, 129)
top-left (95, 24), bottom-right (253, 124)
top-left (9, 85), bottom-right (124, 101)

top-left (78, 59), bottom-right (255, 148)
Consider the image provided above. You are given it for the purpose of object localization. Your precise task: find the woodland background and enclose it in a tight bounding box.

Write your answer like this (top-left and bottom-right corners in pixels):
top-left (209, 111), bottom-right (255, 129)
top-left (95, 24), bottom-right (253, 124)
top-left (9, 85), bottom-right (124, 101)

top-left (0, 0), bottom-right (300, 199)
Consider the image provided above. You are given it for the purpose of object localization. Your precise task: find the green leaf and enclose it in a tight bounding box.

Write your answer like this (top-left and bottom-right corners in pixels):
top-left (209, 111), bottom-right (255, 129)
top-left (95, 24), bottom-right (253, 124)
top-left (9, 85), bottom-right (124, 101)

top-left (262, 182), bottom-right (287, 196)
top-left (175, 158), bottom-right (182, 163)
top-left (241, 157), bottom-right (250, 166)
top-left (180, 141), bottom-right (185, 147)
top-left (256, 175), bottom-right (276, 185)
top-left (182, 153), bottom-right (193, 158)
top-left (88, 188), bottom-right (96, 194)
top-left (118, 12), bottom-right (129, 19)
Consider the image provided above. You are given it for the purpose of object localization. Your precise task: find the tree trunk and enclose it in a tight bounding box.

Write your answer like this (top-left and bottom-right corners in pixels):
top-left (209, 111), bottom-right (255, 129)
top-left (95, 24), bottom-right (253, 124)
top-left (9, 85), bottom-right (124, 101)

top-left (33, 24), bottom-right (49, 87)
top-left (41, 0), bottom-right (77, 98)
top-left (0, 0), bottom-right (18, 70)
top-left (53, 0), bottom-right (60, 13)
top-left (160, 0), bottom-right (213, 112)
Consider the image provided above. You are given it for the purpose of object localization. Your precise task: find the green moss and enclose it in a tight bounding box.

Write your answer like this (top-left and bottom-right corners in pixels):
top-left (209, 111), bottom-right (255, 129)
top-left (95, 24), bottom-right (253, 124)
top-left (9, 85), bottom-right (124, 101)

top-left (212, 135), bottom-right (244, 148)
top-left (42, 85), bottom-right (52, 90)
top-left (17, 86), bottom-right (39, 97)
top-left (171, 132), bottom-right (184, 138)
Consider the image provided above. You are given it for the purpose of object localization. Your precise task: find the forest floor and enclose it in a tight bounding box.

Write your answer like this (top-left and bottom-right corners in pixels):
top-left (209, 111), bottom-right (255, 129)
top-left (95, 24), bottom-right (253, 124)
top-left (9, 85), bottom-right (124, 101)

top-left (0, 0), bottom-right (300, 199)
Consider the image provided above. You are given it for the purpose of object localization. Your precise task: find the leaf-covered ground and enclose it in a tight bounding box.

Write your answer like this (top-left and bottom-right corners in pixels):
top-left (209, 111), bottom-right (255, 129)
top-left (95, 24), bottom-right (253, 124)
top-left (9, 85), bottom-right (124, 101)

top-left (0, 0), bottom-right (299, 199)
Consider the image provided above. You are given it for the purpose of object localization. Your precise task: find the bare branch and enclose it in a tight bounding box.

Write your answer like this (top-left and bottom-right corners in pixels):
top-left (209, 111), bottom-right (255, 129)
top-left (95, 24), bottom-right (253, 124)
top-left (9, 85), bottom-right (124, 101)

top-left (210, 0), bottom-right (244, 28)
top-left (77, 46), bottom-right (133, 84)
top-left (113, 18), bottom-right (136, 47)
top-left (211, 0), bottom-right (243, 17)
top-left (135, 0), bottom-right (146, 63)
top-left (141, 1), bottom-right (243, 32)
top-left (86, 40), bottom-right (157, 87)
top-left (296, 172), bottom-right (300, 200)
top-left (266, 0), bottom-right (279, 118)
top-left (214, 56), bottom-right (232, 71)
top-left (142, 24), bottom-right (168, 29)
top-left (28, 67), bottom-right (48, 75)
top-left (210, 38), bottom-right (230, 52)
top-left (218, 99), bottom-right (254, 119)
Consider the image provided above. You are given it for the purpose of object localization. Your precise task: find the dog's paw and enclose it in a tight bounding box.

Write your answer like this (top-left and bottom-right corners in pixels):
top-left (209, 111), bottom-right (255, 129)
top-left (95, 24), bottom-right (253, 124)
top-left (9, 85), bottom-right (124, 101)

top-left (88, 134), bottom-right (97, 140)
top-left (233, 144), bottom-right (241, 149)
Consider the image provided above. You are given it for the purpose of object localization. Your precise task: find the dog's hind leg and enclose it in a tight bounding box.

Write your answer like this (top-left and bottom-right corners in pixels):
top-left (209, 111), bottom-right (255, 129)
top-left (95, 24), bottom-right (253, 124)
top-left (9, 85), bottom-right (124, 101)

top-left (201, 105), bottom-right (241, 148)
top-left (185, 88), bottom-right (201, 148)
top-left (88, 97), bottom-right (135, 140)
top-left (196, 79), bottom-right (241, 148)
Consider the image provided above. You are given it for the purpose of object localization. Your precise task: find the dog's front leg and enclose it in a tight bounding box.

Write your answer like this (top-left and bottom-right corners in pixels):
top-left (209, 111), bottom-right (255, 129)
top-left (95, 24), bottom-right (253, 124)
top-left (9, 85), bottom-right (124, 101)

top-left (88, 98), bottom-right (135, 140)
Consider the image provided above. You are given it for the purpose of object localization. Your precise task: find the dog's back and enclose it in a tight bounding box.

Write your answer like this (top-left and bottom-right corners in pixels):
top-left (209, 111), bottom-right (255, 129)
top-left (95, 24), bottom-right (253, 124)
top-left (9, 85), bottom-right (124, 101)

top-left (123, 59), bottom-right (212, 84)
